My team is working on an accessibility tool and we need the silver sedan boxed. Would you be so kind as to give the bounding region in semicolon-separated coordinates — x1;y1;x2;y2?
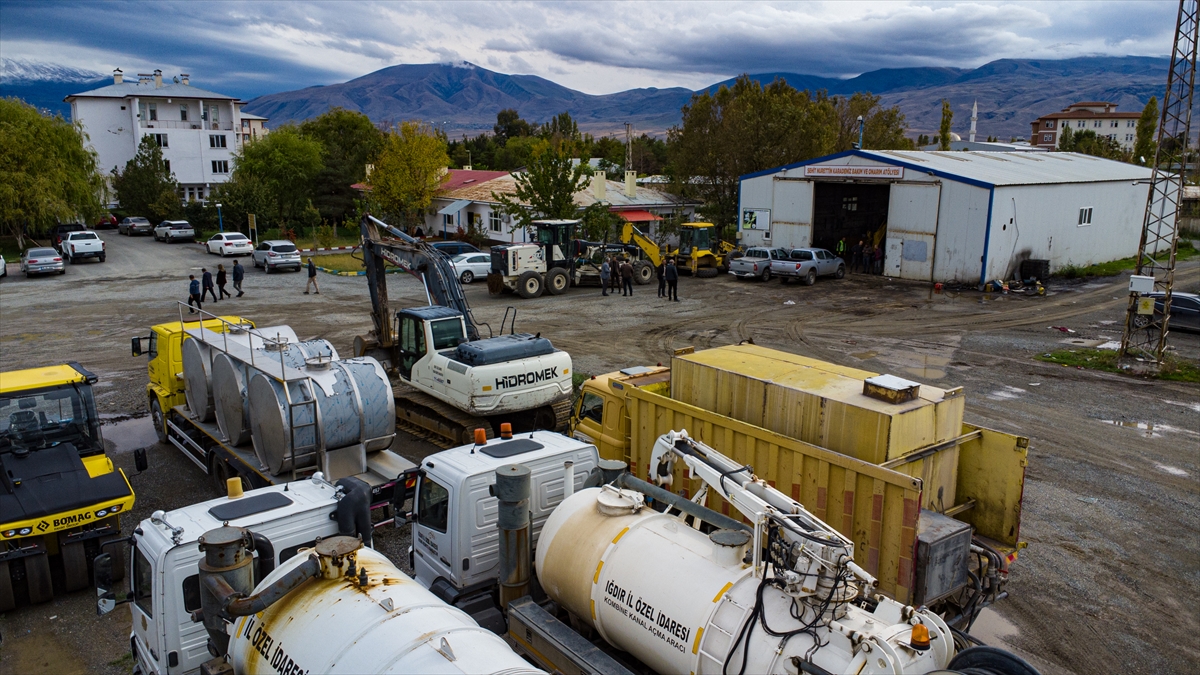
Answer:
20;247;65;277
450;252;492;283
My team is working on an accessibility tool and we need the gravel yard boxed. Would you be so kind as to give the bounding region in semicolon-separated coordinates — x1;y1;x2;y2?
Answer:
1;232;1198;674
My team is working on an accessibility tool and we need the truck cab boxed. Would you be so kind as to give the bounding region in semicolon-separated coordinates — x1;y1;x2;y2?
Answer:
488;220;579;298
412;431;598;625
571;366;671;462
106;478;344;675
133;315;253;442
396;306;572;425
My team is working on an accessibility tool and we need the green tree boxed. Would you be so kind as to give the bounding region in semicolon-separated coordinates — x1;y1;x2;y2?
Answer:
0;98;106;247
112;135;181;223
298;108;385;225
492;143;590;234
833;93;914;151
1058;125;1075;152
1134;97;1158;166
211;171;275;233
1064;129;1125;160
916;134;930;146
494;109;532;144
494;135;546;171
938;100;953;151
234;125;324;226
369;121;450;226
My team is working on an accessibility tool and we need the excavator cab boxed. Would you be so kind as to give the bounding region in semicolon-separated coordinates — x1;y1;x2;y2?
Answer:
395;307;468;381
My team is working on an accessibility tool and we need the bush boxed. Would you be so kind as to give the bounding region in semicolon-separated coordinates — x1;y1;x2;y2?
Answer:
314;225;338;248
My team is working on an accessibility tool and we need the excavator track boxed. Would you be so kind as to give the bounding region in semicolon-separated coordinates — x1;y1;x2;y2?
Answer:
392;383;573;448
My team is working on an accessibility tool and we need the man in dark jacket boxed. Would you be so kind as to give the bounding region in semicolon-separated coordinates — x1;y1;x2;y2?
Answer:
620;258;634;296
216;264;231;299
850;240;864;274
187;275;202;313
656;260;666;298
600;259;611;296
232;259;245;297
305;258;319;294
665;258;679;301
201;268;217;303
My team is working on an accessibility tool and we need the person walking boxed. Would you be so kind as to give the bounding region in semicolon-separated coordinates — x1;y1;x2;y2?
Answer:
656;259;666;298
600;258;611;296
216;264;231;299
201;268;218;303
620;258;634;296
873;244;884;275
187;275;202;313
232;259;245;297
850;240;864;273
305;257;320;294
665;257;679;302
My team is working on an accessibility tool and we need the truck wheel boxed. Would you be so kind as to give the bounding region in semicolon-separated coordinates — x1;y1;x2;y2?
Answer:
805;269;817;286
696;267;719;278
150;399;167;443
210;454;230;495
835;265;845;279
761;267;772;282
62;540;89;592
517;271;543;299
546;268;569;295
0;561;14;612
26;550;53;604
633;261;653;285
99;254;106;263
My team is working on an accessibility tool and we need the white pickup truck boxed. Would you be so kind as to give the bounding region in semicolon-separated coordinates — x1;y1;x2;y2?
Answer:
728;246;787;281
61;230;106;264
772;247;846;285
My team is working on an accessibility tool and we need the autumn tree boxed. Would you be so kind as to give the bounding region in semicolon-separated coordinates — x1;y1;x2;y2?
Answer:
369;121;450;226
0;98;105;247
299;107;384;224
833;93;914;151
1134;97;1158;166
938;100;953;151
113;135;181;223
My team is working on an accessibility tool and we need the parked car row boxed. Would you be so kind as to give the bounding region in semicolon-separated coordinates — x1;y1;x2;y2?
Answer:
728;246;846;285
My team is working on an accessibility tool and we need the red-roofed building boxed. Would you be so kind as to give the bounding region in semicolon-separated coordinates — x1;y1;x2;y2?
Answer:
1030;102;1143;151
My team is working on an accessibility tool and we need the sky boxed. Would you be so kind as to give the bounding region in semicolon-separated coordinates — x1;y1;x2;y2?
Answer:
0;0;1179;99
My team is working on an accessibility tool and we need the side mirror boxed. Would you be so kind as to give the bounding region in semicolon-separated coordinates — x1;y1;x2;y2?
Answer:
94;553;116;615
134;447;149;473
130;336;142;357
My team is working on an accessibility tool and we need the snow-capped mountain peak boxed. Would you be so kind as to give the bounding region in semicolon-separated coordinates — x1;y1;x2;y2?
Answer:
1;58;105;84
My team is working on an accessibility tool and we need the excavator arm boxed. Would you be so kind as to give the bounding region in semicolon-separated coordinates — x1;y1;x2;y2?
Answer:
359;215;482;343
618;222;663;267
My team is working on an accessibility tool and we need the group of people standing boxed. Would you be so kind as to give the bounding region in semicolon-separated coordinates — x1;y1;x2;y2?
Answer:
841;238;885;275
597;255;679;301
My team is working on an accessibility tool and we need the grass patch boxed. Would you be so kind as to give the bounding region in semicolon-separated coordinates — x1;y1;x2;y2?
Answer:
1057;240;1199;279
1036;348;1200;383
312;252;367;273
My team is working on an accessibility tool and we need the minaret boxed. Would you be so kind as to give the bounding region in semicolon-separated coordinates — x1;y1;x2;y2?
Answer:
969;100;978;143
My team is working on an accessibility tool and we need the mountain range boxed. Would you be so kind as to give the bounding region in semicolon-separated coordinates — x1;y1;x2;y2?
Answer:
2;56;1169;144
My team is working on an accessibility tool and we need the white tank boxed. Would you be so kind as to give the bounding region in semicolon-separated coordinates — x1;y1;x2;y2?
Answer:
211;336;331;447
182;324;299;423
247;357;395;475
226;545;544;675
536;487;954;675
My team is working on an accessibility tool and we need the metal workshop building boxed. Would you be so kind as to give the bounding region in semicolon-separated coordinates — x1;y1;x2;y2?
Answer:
737;150;1152;284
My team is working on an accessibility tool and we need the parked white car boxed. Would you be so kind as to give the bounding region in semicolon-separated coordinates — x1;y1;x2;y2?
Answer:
206;232;253;256
154;220;195;243
61;230;106;264
449;252;491;283
1;253;6;280
252;240;302;273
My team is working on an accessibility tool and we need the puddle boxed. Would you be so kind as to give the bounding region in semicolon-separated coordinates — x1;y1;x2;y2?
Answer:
1061;338;1105;347
900;354;951;380
1097;419;1199;438
850;351;878;360
988;385;1027;400
102;416;159;454
1163;400;1200;413
1155;463;1189;477
970;607;1020;646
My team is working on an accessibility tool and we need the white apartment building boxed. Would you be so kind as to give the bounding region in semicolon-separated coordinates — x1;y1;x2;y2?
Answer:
66;69;268;204
1029;102;1142;152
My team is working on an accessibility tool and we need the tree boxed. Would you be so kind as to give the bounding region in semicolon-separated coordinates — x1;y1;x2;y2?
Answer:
1134;97;1158;166
113;135;181;223
916;134;930;146
833;93;914;151
494;109;532;144
539;112;585;156
211;171;275;233
938;100;953;151
369;121;450;226
491;143;590;234
0;98;105;246
234;125;324;226
1058;126;1075;152
1062;129;1125;160
298;108;385;225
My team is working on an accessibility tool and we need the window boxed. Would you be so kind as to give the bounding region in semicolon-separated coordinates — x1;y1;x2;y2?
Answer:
1126;134;1134;142
1093;121;1101;128
1111;121;1119;128
1078;207;1093;226
1128;120;1136;128
163;160;170;174
151;133;168;148
1044;121;1054;128
138;102;146;120
842;196;858;211
417;475;450;533
578;392;604;424
180;104;188;122
489;211;502;232
187;187;196;201
443;214;455;229
133;547;154;618
793;250;814;261
1043;134;1053;142
209;134;226;148
211;160;229;174
182;575;201;613
148;103;157;121
147;331;158;359
429;318;465;351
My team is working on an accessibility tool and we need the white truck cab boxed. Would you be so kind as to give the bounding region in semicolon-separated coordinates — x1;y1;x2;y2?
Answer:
412;431;598;621
116;478;346;675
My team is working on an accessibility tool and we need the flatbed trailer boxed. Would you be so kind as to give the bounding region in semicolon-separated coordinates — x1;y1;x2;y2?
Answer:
163;404;414;511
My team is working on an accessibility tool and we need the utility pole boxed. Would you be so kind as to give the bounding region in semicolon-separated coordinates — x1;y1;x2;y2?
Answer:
1120;0;1198;366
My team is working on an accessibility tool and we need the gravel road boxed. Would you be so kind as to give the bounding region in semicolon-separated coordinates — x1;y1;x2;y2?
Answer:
1;232;1197;674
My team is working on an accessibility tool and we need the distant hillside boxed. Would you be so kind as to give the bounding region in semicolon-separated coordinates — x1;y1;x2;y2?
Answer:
0;58;106;118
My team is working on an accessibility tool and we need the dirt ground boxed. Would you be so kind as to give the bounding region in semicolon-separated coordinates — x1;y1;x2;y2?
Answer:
1;233;1197;675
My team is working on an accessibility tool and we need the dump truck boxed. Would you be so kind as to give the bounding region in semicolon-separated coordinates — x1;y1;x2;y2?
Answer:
0;362;143;611
569;344;1028;623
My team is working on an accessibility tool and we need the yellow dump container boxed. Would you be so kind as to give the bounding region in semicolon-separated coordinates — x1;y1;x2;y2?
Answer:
671;344;965;465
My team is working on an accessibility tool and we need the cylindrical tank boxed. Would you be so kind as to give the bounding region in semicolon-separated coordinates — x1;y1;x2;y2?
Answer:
536;487;954;675
226;544;544;675
211;336;332;447
248;357;395;475
182;324;299;423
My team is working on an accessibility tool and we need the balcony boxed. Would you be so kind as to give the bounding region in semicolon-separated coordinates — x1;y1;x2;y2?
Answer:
140;119;233;131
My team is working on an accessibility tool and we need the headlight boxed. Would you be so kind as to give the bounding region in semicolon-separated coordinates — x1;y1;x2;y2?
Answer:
95;508;109;518
109;504;122;513
2;530;16;538
18;527;33;535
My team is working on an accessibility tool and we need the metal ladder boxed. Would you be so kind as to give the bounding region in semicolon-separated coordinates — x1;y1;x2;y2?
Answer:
696;594;754;672
284;379;321;476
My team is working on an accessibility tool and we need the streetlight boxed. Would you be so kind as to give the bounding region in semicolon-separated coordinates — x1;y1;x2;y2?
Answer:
855;115;865;150
216;203;224;232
